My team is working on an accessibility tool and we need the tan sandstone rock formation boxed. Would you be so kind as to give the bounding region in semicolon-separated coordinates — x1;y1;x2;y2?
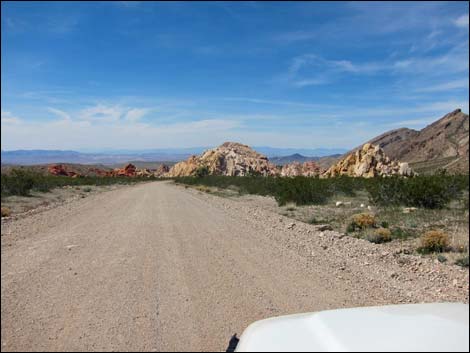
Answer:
154;164;170;177
323;143;414;178
166;142;278;177
136;168;153;177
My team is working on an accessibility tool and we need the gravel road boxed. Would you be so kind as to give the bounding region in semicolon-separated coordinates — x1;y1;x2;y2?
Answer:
2;181;468;351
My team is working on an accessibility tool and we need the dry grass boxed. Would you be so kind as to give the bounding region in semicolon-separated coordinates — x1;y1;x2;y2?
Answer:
365;227;392;244
375;227;392;240
195;185;212;193
1;206;11;217
420;230;450;253
351;213;376;229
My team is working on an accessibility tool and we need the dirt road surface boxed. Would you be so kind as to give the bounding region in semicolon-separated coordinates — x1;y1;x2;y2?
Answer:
2;181;468;351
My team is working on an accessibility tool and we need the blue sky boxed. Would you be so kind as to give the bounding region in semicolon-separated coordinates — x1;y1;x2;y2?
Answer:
1;1;469;151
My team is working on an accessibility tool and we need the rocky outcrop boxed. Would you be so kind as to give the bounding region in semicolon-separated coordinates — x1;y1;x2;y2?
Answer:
136;168;153;177
111;163;137;177
166;142;278;177
48;164;79;177
281;161;322;177
154;164;170;177
323;143;414;178
166;156;201;177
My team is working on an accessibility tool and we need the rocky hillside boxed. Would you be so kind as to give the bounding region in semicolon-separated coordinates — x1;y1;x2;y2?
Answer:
366;109;469;173
166;142;278;177
324;143;413;178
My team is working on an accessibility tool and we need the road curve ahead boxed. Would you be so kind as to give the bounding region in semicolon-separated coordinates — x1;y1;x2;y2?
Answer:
2;181;457;351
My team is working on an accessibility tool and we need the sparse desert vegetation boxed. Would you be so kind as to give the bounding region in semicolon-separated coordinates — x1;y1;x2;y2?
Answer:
174;174;469;209
175;174;469;263
1;168;161;217
1;206;11;217
1;168;158;198
418;230;451;253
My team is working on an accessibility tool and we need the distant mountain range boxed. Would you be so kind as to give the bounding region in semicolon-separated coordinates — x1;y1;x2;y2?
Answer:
1;147;347;166
269;153;343;166
0;150;191;166
2;109;468;174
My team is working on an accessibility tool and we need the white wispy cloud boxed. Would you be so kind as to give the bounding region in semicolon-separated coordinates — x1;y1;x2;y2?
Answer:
454;14;469;28
124;108;151;122
292;78;328;87
221;97;329;109
414;79;469;93
78;104;125;122
1;111;22;125
47;107;71;121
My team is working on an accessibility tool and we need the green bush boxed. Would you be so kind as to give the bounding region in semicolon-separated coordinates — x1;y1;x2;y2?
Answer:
455;256;469;268
195;166;209;178
367;175;468;209
1;169;36;196
1;169;154;197
390;227;417;240
173;175;468;209
381;221;389;228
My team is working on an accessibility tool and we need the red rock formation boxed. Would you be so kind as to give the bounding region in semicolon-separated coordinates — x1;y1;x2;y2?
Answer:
112;163;137;177
48;164;79;177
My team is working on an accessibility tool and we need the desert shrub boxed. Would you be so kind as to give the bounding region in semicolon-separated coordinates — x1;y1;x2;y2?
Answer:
381;221;389;228
274;177;333;206
173;175;468;208
348;213;376;231
437;254;447;263
367;175;469;209
419;230;450;253
1;169;36;196
1;169;153;197
455;256;469;268
390;227;417;240
195;166;209;178
366;228;392;244
1;207;11;217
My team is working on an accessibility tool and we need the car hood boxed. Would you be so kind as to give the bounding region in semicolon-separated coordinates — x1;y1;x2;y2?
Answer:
236;303;469;352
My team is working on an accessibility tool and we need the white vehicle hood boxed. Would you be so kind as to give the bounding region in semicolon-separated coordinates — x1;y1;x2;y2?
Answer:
235;303;469;352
